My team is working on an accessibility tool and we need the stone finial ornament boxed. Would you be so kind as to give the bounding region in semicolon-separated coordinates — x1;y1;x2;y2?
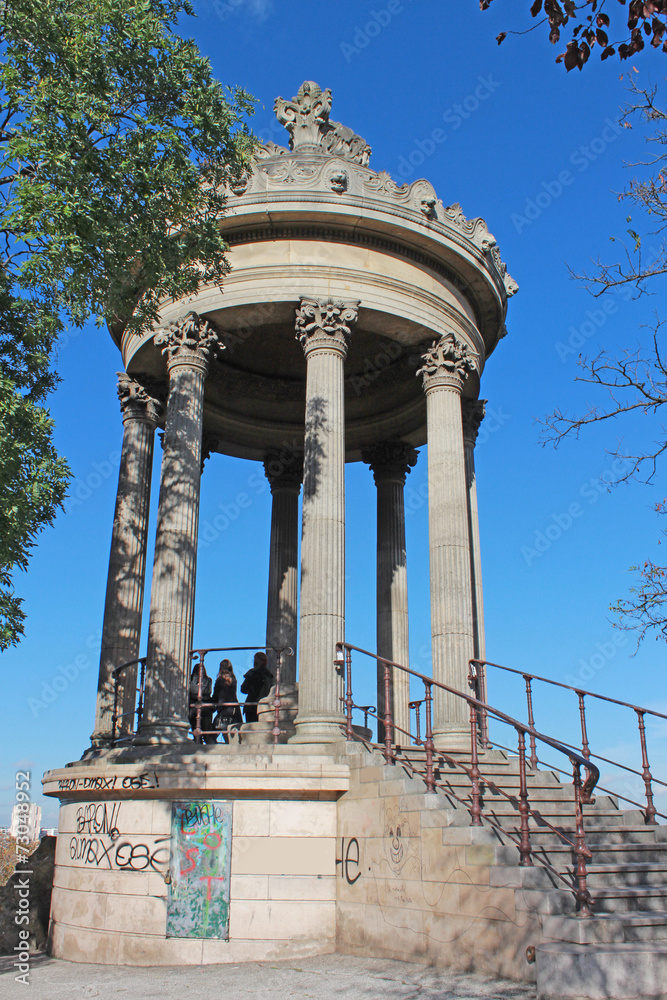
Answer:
295;297;360;354
274;81;371;165
154;311;223;373
116;373;162;424
417;333;478;392
461;399;487;445
362;439;419;486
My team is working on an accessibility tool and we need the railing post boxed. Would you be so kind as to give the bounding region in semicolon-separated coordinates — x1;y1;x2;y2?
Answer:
343;645;354;741
636;710;658;825
383;659;394;763
136;659;146;730
423;682;435;794
410;700;422;745
112;673;120;744
524;675;538;769
193;652;204;745
572;761;593;916
577;691;591;761
469;702;482;826
272;650;282;745
517;728;533;867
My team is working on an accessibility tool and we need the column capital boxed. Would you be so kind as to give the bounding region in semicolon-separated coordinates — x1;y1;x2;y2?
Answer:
417;333;478;395
116;373;162;426
362;439;419;486
154;311;223;375
263;450;304;493
201;432;220;474
462;398;487;446
295;297;359;359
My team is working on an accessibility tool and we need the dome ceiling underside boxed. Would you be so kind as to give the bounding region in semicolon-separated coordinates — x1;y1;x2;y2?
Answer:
121;81;515;463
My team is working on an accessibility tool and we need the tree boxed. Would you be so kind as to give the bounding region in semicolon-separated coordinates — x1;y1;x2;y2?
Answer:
480;0;667;70
540;79;667;645
0;0;256;649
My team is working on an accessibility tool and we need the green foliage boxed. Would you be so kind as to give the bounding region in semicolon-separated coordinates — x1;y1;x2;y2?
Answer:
0;0;256;648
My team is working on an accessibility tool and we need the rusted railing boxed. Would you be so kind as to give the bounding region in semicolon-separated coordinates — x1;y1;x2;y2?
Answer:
189;646;293;746
470;658;666;826
336;642;600;916
111;657;146;742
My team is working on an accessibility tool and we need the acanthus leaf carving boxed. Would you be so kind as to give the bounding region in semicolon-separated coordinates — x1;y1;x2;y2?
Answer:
295;297;359;354
154;311;224;372
116;372;163;424
417;333;478;392
461;399;487;445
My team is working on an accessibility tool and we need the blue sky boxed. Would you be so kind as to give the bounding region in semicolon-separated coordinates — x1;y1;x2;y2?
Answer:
3;1;667;826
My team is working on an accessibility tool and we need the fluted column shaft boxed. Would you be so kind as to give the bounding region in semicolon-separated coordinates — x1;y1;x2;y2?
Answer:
138;313;221;743
264;452;303;684
463;400;487;679
419;334;478;749
292;297;359;744
363;441;418;742
91;376;160;747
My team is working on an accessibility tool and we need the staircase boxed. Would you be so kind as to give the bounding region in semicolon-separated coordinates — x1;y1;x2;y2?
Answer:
337;643;667;1000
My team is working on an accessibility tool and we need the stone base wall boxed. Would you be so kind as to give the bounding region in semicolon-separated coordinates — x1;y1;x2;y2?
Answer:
44;750;345;965
336;756;541;983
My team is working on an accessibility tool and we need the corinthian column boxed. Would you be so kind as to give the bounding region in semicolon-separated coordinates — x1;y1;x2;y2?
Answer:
362;440;418;743
462;400;487;675
292;297;359;744
418;334;478;749
264;450;303;685
137;312;222;743
91;375;161;747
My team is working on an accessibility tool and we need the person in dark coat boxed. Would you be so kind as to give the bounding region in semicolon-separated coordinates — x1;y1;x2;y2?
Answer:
241;652;274;724
189;664;217;743
213;659;243;744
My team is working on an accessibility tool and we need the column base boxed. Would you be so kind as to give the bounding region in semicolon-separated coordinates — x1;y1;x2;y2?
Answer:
289;715;346;745
432;726;471;753
133;720;191;745
89;731;115;750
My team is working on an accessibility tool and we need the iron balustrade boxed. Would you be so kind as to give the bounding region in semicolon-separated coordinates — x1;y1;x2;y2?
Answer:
470;658;666;826
111;657;146;742
110;646;292;745
336;641;600;917
189;646;292;745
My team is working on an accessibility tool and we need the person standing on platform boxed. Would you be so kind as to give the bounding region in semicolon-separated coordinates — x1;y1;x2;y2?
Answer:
241;651;274;723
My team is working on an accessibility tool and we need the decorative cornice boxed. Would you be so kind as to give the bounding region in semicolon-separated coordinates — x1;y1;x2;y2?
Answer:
362;440;419;486
154;311;223;375
417;334;478;394
116;373;162;425
274;81;371;165
461;399;486;446
263;450;304;493
295;297;359;358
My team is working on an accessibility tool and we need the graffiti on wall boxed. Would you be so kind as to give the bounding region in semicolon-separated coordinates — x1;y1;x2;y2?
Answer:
67;801;169;872
166;801;233;940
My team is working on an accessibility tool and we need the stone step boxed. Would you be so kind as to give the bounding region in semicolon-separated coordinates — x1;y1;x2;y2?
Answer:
542;911;667;946
590;887;667;914
536;940;667;999
498;826;667;847
576;864;667;889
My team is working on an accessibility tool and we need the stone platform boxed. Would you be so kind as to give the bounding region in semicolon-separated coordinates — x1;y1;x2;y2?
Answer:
43;745;351;966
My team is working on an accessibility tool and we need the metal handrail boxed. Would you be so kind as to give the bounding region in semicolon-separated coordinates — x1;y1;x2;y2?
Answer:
471;658;662;825
189;645;294;746
337;641;600;916
111;656;147;742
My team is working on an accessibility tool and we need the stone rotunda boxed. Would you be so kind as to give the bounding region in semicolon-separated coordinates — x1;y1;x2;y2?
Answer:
43;82;517;967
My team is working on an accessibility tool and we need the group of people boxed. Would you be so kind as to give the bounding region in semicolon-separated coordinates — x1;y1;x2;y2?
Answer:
188;652;274;744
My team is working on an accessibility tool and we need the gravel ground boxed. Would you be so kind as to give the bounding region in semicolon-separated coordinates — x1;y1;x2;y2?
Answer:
0;952;537;1000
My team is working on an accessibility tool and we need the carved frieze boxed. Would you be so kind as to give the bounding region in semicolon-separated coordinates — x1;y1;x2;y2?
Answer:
154;311;223;374
295;297;359;356
417;333;478;393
